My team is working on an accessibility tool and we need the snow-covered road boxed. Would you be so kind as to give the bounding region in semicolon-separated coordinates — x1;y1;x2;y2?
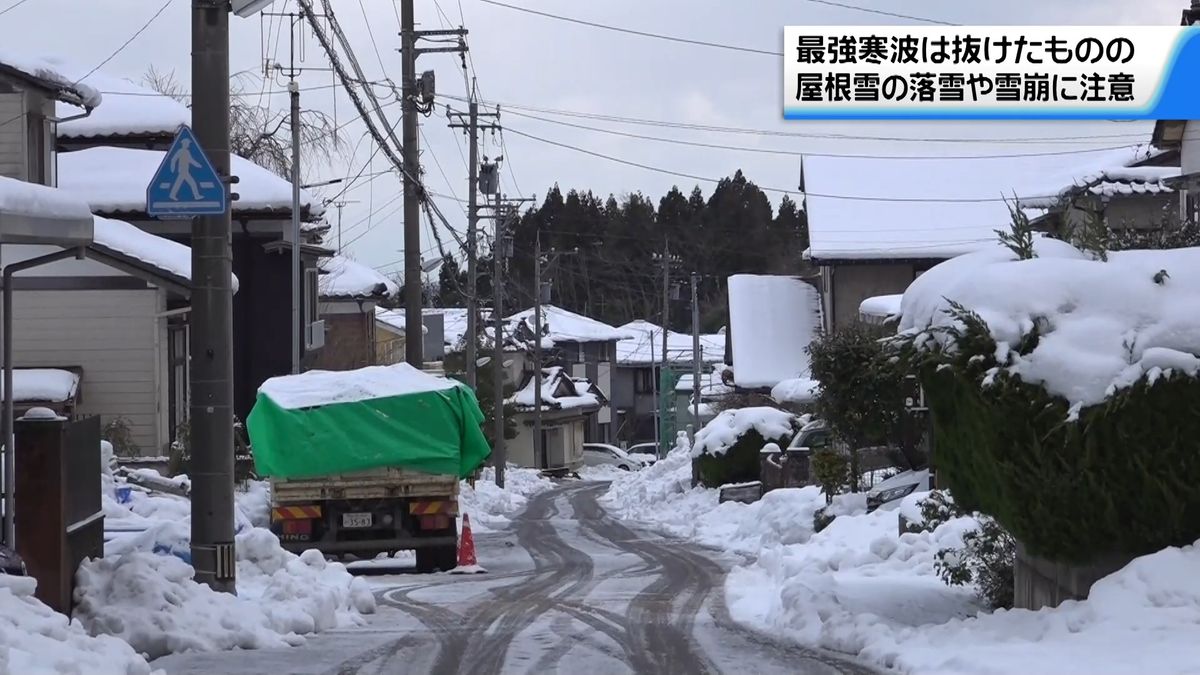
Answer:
153;481;875;675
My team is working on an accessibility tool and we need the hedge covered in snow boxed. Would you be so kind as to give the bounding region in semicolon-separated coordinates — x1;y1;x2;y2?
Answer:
690;407;799;487
897;239;1200;562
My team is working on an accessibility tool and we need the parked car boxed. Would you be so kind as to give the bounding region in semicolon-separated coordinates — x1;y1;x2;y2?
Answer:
786;419;831;453
866;469;932;512
582;443;642;471
624;442;659;466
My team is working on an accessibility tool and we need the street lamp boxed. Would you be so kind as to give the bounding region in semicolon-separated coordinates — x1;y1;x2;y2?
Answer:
232;0;274;18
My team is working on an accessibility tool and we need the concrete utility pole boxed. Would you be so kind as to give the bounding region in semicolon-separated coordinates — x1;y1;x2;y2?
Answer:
447;98;500;389
289;79;301;374
492;200;509;488
658;238;670;455
399;0;423;367
190;0;236;593
691;272;702;440
533;234;544;468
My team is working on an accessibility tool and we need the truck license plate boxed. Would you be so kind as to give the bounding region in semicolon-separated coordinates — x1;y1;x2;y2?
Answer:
341;513;373;528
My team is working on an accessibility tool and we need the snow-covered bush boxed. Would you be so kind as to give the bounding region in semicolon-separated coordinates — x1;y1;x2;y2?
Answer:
690;407;799;488
810;446;848;505
896;239;1200;562
935;516;1016;610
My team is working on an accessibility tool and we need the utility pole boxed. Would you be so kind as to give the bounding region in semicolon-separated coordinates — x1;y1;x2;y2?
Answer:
399;0;422;367
399;4;468;367
191;0;236;593
691;272;701;441
332;200;358;251
447;98;500;389
492;199;509;488
533;234;545;468
658;238;670;456
289;80;301;374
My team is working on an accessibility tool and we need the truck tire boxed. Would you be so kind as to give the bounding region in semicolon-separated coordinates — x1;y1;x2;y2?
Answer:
416;544;458;573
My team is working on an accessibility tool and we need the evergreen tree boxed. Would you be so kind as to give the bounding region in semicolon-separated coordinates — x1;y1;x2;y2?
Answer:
436;255;468;307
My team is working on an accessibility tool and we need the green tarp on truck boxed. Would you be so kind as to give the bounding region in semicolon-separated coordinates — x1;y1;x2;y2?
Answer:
247;364;492;479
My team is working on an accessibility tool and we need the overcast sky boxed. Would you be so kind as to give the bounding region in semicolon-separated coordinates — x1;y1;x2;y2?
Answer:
4;0;1190;270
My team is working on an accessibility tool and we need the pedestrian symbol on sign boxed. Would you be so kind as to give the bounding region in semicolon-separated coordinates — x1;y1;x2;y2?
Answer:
146;125;227;218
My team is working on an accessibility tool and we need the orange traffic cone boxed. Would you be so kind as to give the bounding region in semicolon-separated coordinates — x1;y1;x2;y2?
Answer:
450;513;486;574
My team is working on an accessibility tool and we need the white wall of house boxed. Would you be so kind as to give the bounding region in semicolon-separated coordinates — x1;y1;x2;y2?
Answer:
1;288;170;454
510;414;586;470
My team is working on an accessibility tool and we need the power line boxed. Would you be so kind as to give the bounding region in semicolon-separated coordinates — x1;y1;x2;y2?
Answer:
800;0;955;26
476;0;781;56
503;127;1058;203
77;0;175;85
438;92;1155;145
504;109;1146;161
0;0;33;17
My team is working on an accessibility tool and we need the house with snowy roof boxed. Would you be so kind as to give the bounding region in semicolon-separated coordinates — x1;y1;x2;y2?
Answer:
1022;147;1182;242
506;304;633;444
0;57;238;453
506;366;605;470
609;319;724;444
306;255;398;371
50;70;331;423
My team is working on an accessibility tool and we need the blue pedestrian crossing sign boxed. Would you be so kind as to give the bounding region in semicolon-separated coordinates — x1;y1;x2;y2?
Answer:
146;125;227;218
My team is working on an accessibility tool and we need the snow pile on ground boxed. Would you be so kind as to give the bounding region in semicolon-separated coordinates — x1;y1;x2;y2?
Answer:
900;239;1200;416
578;465;631;481
691;407;797;457
75;527;375;660
0;575;156;675
726;493;983;655
457;465;554;532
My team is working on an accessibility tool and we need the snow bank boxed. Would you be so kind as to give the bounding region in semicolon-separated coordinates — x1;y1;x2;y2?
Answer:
319;255;399;299
258;363;459;410
457;465;554;533
76;529;375;660
691;407;797;458
728;274;822;389
0;575;154;675
860;294;904;320
900;239;1200;416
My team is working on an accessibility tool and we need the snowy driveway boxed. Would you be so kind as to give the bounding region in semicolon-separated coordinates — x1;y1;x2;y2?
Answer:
154;482;875;675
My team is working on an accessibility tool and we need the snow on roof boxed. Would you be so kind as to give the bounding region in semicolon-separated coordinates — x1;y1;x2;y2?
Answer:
374;307;428;335
804;146;1165;263
57;147;325;218
91;215;238;292
899;238;1200;418
0;369;80;402
509;366;601;413
728;275;822;389
771;377;820;405
615;319;724;366
690;406;798;458
859;294;904;320
0;52;101;108
1021;166;1181;210
319;255;398;299
507;305;634;346
0;175;94;221
57;71;189;139
674;372;734;397
259;363;459;410
376;308;470;347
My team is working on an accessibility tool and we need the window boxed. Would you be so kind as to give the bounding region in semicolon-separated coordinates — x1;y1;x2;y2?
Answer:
635;368;655;394
303;267;319;328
